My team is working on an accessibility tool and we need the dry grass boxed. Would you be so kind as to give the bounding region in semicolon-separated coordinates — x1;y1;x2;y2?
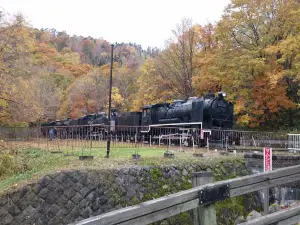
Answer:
0;140;241;195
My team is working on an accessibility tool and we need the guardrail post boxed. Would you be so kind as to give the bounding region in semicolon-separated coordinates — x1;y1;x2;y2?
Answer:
264;188;269;215
192;172;217;225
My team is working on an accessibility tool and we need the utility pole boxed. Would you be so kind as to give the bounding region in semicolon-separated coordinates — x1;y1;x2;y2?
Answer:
106;44;114;158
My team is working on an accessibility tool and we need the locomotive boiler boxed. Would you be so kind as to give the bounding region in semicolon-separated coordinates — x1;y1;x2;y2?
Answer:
140;91;233;130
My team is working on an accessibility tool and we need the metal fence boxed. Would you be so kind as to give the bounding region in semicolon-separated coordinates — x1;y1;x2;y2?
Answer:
0;125;207;155
0;125;297;153
209;129;288;152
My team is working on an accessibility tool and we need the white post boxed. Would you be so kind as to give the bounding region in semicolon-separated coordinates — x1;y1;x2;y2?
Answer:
207;136;209;151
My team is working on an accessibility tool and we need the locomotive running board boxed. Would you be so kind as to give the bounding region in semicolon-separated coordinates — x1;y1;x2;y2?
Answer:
140;122;202;133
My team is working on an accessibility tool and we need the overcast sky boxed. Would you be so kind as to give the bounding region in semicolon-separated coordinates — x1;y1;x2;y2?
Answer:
1;0;231;49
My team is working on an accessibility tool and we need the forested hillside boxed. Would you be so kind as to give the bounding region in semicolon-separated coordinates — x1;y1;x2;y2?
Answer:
1;0;300;130
0;12;159;126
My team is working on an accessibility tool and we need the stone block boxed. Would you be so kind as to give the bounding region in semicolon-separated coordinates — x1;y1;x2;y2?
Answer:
10;213;25;225
33;217;46;225
86;191;97;201
46;180;60;191
45;190;62;205
79;187;90;197
115;177;124;186
37;187;49;198
31;184;42;195
39;176;52;188
9;192;20;204
118;186;127;196
69;171;83;183
72;192;84;205
126;187;136;199
19;186;31;200
96;187;104;197
120;168;129;174
74;182;84;192
22;205;37;220
1;213;13;225
78;199;89;210
62;178;75;189
68;206;81;220
65;200;76;212
7;203;21;217
79;176;91;186
56;195;69;207
0;195;9;207
48;216;62;225
92;209;103;216
24;212;42;225
0;207;8;218
90;200;99;211
64;187;77;200
98;195;108;205
54;172;67;184
36;200;51;214
56;207;71;219
22;191;40;208
46;204;60;218
35;214;50;225
15;197;29;212
80;207;93;219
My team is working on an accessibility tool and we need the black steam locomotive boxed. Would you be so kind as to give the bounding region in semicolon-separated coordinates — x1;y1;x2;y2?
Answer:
41;91;234;146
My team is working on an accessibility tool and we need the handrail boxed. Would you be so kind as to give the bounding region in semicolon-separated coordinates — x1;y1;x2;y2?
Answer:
73;164;300;225
240;204;300;225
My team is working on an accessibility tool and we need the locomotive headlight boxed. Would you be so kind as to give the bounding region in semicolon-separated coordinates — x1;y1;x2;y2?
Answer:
222;92;227;97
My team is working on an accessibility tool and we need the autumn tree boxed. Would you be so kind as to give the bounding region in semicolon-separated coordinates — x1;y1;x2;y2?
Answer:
155;18;198;98
210;0;299;127
132;59;174;110
192;23;221;94
0;13;41;125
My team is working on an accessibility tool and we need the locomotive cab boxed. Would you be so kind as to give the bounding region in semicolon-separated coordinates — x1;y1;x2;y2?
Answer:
141;105;151;128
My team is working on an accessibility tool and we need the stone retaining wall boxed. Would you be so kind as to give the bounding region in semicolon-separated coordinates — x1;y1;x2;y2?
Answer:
0;158;253;225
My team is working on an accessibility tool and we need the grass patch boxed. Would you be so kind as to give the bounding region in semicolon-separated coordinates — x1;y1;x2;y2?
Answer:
0;140;240;195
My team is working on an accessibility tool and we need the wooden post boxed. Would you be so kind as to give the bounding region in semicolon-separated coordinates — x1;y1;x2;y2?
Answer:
264;188;269;215
192;172;217;225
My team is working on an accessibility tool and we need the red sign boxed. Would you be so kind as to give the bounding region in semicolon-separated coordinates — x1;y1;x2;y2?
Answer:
263;147;272;172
